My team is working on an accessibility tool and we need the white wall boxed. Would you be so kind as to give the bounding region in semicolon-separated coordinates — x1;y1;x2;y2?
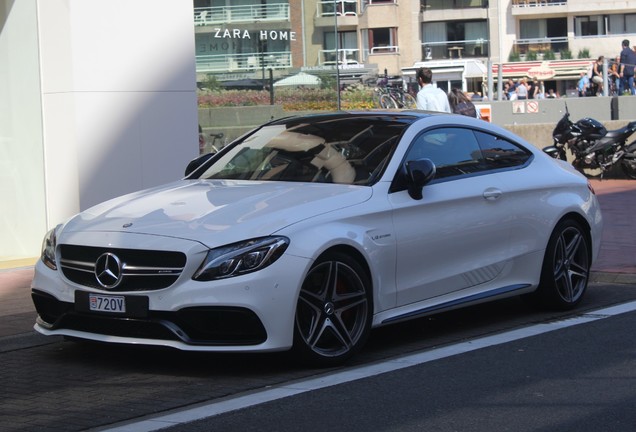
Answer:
0;0;47;262
0;0;198;263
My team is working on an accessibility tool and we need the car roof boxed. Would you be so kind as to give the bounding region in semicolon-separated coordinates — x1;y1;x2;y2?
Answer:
267;110;435;128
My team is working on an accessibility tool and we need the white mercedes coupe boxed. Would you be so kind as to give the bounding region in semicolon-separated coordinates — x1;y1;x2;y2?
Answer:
32;111;603;365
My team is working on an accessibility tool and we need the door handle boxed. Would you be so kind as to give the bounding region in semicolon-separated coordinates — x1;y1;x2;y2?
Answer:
483;188;502;201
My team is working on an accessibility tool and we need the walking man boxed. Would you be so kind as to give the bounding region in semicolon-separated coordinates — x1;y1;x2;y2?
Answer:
415;67;451;112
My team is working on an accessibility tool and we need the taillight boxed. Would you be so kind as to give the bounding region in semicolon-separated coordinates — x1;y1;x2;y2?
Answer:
587;181;596;195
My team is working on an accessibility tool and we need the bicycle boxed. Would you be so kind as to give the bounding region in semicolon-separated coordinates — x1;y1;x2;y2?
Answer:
373;80;417;109
200;132;226;154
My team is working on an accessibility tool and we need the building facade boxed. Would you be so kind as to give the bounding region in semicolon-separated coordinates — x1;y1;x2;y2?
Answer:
193;0;636;94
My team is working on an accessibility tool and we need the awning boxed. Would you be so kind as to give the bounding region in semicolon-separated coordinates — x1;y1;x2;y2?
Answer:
402;59;488;81
273;72;322;88
492;60;592;81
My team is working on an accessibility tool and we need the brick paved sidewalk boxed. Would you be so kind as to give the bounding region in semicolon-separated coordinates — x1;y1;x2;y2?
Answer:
1;179;635;340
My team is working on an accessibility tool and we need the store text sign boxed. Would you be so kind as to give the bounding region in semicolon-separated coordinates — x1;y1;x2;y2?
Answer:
213;28;296;41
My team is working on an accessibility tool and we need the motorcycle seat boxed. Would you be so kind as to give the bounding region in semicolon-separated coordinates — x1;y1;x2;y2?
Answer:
604;126;633;139
604;121;636;139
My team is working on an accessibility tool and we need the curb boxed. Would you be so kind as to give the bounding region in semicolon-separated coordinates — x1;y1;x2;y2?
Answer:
590;271;636;285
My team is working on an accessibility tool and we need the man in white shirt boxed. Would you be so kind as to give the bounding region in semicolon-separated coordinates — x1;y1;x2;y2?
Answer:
415;67;451;113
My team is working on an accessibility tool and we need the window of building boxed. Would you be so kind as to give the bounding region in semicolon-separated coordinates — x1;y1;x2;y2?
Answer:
575;16;604;37
324;31;359;64
364;28;399;54
518;18;567;53
422;20;487;59
608;13;636;34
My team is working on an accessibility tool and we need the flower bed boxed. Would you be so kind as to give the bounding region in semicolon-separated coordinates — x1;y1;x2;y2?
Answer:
198;85;375;111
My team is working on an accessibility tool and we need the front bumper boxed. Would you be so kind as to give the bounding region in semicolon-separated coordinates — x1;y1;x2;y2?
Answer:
31;251;311;353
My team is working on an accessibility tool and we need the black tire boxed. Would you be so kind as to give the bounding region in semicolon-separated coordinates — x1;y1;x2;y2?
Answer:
621;158;636;179
622;142;636;179
532;219;590;310
293;251;372;366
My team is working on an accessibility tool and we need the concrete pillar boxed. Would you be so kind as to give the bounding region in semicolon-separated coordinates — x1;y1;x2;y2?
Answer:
0;0;198;262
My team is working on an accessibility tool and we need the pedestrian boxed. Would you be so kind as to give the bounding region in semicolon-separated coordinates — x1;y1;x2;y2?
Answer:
546;88;559;99
535;80;545;99
577;71;589;97
447;88;479;118
506;78;518;100
415;67;451;112
609;56;622;95
591;56;605;95
620;39;636;95
527;78;536;99
516;78;528;100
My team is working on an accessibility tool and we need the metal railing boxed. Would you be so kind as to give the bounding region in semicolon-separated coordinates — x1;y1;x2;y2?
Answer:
194;4;289;26
421;0;488;10
316;0;358;17
513;37;568;54
319;48;361;65
370;46;400;54
196;51;292;73
421;39;489;59
511;0;567;7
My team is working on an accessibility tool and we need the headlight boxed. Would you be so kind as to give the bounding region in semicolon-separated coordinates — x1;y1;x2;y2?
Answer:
41;225;61;270
193;236;289;281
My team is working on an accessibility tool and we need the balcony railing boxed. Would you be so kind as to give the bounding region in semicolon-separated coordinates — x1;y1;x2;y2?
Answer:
421;39;489;60
317;0;358;17
370;46;400;54
194;4;289;26
421;0;488;10
196;51;292;73
319;48;361;65
513;37;568;55
511;0;567;7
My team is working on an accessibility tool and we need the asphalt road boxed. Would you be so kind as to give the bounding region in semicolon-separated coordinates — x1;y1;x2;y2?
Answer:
3;279;636;432
163;309;636;432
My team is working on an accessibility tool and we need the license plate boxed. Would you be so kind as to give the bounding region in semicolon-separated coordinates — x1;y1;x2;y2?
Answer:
89;294;126;313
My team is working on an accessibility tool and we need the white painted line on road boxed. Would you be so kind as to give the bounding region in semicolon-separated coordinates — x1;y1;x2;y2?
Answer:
95;300;636;432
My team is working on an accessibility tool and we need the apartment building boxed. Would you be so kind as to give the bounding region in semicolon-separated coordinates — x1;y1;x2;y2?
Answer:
194;0;636;95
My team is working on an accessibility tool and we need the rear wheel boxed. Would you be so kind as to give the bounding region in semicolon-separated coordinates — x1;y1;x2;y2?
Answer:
622;161;636;179
293;252;372;366
621;147;636;179
532;219;590;310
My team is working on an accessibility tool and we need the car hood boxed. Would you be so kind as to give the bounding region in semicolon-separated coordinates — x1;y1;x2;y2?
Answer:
62;180;372;248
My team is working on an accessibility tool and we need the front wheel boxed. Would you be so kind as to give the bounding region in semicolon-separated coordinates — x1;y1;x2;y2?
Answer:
401;93;417;109
531;219;590;310
293;252;372;366
379;94;398;109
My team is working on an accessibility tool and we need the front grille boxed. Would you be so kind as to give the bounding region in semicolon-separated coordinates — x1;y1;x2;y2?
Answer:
59;245;186;292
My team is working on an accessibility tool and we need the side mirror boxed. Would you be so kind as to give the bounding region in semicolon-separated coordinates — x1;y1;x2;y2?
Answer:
185;153;215;177
405;158;436;200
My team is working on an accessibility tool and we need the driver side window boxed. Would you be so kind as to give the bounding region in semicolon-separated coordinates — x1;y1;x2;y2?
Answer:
406;128;484;179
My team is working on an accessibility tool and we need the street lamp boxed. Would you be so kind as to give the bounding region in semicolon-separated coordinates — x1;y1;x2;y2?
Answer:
334;0;341;110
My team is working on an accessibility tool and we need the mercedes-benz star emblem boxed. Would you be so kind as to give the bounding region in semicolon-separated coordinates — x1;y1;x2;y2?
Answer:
94;252;123;289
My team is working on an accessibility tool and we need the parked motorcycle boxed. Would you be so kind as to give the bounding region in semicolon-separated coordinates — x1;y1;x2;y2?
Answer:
543;104;636;179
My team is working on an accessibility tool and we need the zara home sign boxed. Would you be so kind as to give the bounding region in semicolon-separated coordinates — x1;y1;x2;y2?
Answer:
213;28;297;41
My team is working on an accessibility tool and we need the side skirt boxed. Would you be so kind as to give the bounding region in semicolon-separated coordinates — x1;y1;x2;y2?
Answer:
380;284;532;325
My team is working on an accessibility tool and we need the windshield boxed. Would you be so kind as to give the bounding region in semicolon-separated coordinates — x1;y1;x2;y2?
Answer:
196;115;412;185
